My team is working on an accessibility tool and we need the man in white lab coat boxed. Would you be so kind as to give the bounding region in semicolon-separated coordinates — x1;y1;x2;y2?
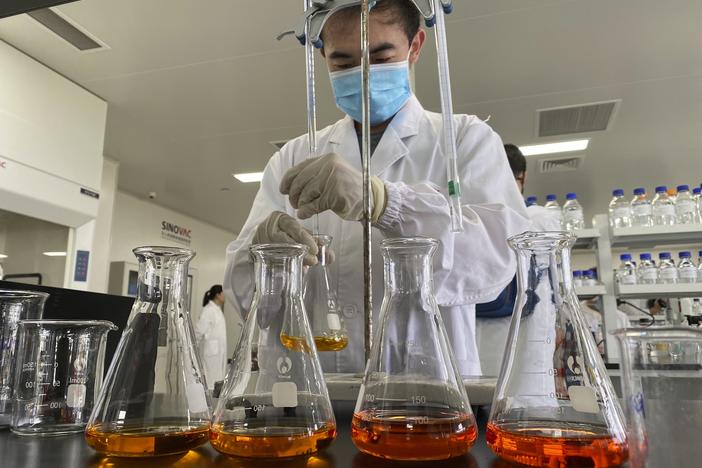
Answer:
224;0;529;375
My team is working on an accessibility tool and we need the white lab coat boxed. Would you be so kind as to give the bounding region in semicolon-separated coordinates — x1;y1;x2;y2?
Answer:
224;96;530;375
195;301;228;389
476;203;562;376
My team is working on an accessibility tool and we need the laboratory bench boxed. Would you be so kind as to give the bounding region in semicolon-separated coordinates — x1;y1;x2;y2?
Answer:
0;402;505;468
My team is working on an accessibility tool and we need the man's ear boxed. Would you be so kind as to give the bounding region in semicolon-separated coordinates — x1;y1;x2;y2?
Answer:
409;29;426;65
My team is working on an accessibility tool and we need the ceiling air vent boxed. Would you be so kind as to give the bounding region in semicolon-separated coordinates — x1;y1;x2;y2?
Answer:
538;154;585;173
537;100;620;137
27;8;107;52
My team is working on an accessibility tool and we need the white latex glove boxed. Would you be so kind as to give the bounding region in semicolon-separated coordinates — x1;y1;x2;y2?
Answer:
252;211;319;266
279;153;386;222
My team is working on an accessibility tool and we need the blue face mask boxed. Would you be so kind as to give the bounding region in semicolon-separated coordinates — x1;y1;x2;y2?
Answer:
329;60;412;125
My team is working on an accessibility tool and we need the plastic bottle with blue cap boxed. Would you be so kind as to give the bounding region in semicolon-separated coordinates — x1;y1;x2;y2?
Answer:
563;193;585;231
675;185;698;224
637;253;657;284
677;251;697;283
652;186;676;226
657;252;678;284
630;188;653;227
544;194;563;228
617;254;637;285
608;189;631;228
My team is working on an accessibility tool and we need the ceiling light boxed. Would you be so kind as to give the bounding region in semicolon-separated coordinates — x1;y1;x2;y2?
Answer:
519;139;589;156
42;251;67;257
0;254;7;259
233;172;264;183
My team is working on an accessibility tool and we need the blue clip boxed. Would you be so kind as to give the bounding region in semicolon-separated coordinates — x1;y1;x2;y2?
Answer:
313;38;324;49
296;34;306;46
442;2;453;14
424;15;436;27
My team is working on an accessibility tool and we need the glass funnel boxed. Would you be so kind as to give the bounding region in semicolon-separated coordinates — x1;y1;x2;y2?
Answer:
613;327;702;468
487;232;628;467
304;235;347;352
352;237;477;461
11;319;116;435
86;247;211;457
0;289;48;427
210;244;336;459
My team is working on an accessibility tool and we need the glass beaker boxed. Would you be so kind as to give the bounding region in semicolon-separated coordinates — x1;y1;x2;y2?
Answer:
86;247;211;457
304;235;347;352
487;232;628;467
614;327;702;468
0;289;48;427
11;320;116;435
352;237;477;461
210;244;336;459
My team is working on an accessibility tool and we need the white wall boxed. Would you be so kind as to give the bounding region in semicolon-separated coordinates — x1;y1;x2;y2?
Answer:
88;158;120;293
109;191;243;356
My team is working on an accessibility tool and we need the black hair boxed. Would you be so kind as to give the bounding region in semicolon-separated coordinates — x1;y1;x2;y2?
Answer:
504;143;526;178
322;0;421;44
203;284;223;307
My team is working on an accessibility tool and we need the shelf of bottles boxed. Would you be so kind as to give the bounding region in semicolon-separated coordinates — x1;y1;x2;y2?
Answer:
611;223;702;247
616;283;702;298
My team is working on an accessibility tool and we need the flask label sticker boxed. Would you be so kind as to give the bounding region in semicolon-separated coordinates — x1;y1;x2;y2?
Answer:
272;382;298;407
66;384;86;408
568;385;600;414
613;207;630;218
632;205;652;216
327;314;341;331
660;268;678;280
680;268;697;280
619;274;636;285
186;383;208;413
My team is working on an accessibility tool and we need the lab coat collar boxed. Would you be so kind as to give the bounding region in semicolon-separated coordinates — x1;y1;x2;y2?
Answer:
327;95;424;175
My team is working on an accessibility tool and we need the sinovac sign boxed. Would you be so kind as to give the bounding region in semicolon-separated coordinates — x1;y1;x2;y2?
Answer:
161;221;192;246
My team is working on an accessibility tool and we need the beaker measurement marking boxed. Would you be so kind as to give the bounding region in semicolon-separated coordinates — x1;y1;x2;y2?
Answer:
527;338;552;344
245;404;266;413
410;395;427;405
521;393;557;398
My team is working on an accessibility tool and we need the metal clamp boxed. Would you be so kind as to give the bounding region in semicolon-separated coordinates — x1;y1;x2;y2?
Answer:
277;0;453;47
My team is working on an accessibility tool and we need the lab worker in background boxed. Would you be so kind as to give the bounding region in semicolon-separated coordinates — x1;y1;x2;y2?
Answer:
476;143;561;375
224;0;530;375
195;285;228;389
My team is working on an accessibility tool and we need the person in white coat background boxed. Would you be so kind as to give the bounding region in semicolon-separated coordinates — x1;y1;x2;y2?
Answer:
224;0;530;375
195;285;228;389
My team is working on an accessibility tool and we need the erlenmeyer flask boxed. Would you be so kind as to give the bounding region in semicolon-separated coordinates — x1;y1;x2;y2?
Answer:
86;247;211;457
304;235;347;352
352;237;477;461
210;244;336;458
487;232;628;467
0;290;48;427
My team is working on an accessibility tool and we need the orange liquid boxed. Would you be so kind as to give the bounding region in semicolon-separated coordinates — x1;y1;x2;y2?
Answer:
314;334;348;351
280;333;313;353
486;422;628;467
351;410;477;461
85;424;209;457
209;423;336;458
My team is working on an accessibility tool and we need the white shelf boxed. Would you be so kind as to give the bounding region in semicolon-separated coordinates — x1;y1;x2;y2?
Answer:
611;224;702;247
576;284;606;296
617;283;702;298
573;228;600;249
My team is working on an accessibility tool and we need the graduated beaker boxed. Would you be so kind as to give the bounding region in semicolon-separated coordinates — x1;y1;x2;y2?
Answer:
614;327;702;468
210;244;336;459
86;247;211;457
11;320;116;435
304;235;347;351
0;289;48;427
352;237;477;461
487;232;628;467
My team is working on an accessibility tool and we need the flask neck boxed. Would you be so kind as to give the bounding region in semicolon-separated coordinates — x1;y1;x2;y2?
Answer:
384;252;434;295
254;252;304;296
135;248;193;307
510;233;576;301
